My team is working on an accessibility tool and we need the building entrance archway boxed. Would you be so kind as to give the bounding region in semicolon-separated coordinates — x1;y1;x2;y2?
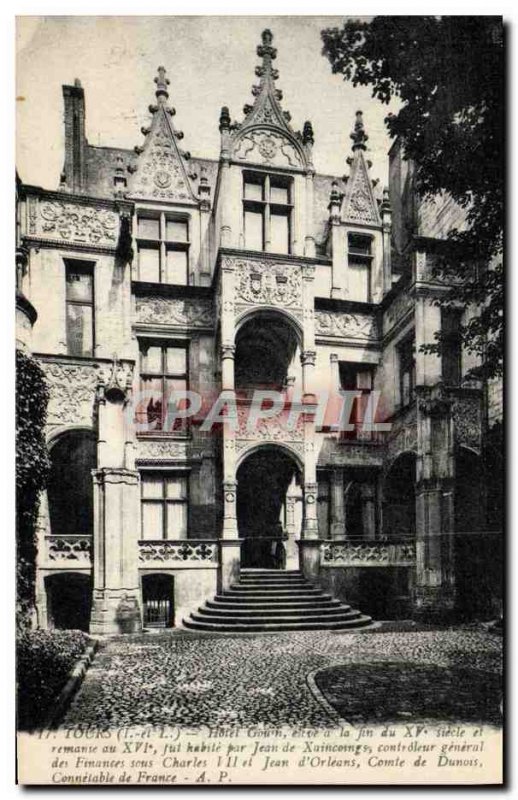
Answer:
237;446;302;569
45;573;92;631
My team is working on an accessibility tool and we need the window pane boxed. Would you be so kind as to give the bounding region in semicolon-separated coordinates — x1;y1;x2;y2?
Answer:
67;303;93;357
244;179;264;201
270;211;289;254
66;268;93;302
347;262;370;302
348;234;372;256
165;378;188;431
142;503;163;539
166;477;188;500
139;245;160;282
138;216;160;240
140;345;162;373
166;502;187;539
142;475;164;499
270;183;289;204
244;209;264;250
138;376;163;430
165;248;188;284
165;347;187;375
166;219;188;242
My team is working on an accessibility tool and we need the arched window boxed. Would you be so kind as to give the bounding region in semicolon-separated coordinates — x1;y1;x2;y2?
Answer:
48;430;97;537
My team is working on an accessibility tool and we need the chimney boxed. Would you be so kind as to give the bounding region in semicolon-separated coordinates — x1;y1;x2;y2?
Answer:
62;78;87;193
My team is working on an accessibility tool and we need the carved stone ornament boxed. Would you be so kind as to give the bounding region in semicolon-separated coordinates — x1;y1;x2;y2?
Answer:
233;259;302;309
342;151;380;225
136;438;188;461
39;360;99;428
139;540;216;564
235;404;304;456
233;130;303;168
30;198;119;246
46;535;92;564
321;540;416;566
130;108;195;202
135;296;214;329
452;394;482;451
315;311;377;341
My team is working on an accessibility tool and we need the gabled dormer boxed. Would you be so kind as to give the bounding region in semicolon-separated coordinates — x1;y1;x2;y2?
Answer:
127;67;198;205
128;68;212;286
215;30;316;258
326;112;391;303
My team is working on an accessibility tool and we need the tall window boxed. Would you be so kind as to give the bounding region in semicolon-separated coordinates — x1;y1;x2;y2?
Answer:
347;233;372;303
441;308;463;385
137;212;189;284
65;261;94;357
398;336;416;407
339;362;373;439
137;341;188;433
243;172;292;254
140;473;188;540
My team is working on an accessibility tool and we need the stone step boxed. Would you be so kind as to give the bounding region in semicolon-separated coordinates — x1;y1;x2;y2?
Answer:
199;604;353;618
190;610;363;626
227;586;325;596
182;615;373;633
207;597;343;609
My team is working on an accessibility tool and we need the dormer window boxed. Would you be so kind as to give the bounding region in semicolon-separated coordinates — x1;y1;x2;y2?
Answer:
347;233;372;303
243;172;292;254
136;212;189;284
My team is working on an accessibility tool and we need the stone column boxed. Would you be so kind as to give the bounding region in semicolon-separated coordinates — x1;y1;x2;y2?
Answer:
328;182;344;299
90;365;142;635
414;385;456;618
219;158;232;248
218;258;241;588
90;468;141;635
361;484;377;540
304;169;316;258
381;187;392;295
298;264;321;579
329;468;346;540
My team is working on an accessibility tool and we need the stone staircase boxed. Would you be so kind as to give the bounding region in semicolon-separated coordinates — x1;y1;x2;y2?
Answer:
183;569;372;632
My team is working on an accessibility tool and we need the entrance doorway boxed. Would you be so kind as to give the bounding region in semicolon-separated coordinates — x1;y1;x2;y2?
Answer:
237;446;301;569
45;573;92;631
141;574;174;628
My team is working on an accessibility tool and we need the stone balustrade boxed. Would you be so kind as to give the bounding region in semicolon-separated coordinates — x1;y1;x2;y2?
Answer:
138;539;218;567
44;535;92;566
321;539;416;567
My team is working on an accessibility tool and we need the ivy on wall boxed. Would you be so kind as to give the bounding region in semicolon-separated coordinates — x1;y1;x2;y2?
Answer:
16;349;50;629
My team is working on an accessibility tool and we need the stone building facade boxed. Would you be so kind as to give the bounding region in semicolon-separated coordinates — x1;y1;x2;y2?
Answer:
16;31;503;634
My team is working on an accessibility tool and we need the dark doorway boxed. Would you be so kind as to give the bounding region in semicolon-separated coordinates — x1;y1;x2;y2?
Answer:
237;447;300;568
45;573;92;631
454;448;495;618
48;430;97;537
383;453;416;539
235;312;299;392
142;574;174;628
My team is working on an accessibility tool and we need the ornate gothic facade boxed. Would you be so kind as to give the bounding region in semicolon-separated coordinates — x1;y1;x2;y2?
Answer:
16;31;502;633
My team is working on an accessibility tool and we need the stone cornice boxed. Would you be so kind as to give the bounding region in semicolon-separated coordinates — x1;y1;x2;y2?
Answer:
18;183;134;214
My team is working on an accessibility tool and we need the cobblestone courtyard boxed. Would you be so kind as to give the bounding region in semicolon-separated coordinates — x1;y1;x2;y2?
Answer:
61;627;502;731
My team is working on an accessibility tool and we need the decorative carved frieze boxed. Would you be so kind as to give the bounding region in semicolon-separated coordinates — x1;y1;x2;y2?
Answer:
233;130;303;169
315;311;378;342
383;291;414;337
234;403;304;457
135;296;214;329
138;539;217;564
45;535;92;565
136;438;189;461
231;258;302;310
321;539;416;567
386;404;418;460
342;153;380;225
452;394;482;451
39;360;99;428
27;197;119;247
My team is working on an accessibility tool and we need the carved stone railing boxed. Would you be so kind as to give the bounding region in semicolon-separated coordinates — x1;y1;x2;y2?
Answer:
44;535;92;566
138;539;218;567
321;539;416;567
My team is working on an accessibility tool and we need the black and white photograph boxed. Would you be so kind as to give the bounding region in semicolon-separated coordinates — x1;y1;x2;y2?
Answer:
13;12;504;786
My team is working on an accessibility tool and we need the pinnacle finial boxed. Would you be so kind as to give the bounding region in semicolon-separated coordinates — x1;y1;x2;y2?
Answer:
256;28;278;80
350;110;369;151
303;121;314;146
154;66;170;103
